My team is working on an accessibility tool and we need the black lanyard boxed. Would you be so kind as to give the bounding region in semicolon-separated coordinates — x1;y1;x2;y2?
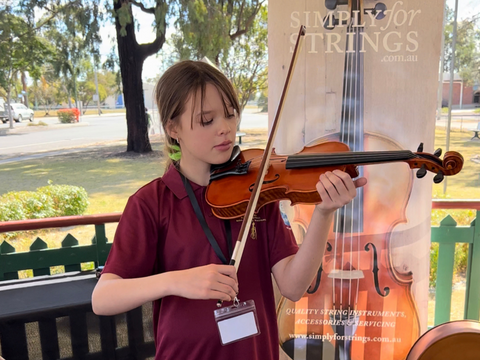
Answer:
180;172;232;265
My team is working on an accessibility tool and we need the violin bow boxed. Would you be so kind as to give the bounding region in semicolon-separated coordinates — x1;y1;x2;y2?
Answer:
218;26;306;307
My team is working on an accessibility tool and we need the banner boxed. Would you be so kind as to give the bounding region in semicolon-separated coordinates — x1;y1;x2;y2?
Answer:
269;1;444;359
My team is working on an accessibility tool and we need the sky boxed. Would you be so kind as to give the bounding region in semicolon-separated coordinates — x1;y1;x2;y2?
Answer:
98;6;174;83
96;0;480;83
447;0;480;21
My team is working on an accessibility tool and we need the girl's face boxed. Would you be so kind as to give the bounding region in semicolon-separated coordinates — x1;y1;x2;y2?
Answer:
173;83;238;169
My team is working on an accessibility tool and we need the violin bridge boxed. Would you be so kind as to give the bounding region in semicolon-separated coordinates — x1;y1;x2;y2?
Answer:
328;269;365;280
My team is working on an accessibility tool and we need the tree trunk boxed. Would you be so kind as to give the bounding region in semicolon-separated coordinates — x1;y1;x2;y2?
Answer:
21;72;29;107
114;1;151;153
67;89;72;108
7;85;13;129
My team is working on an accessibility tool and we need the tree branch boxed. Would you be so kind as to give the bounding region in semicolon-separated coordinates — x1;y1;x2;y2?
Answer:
237;1;245;33
230;0;265;41
130;0;155;14
0;5;59;45
139;32;166;60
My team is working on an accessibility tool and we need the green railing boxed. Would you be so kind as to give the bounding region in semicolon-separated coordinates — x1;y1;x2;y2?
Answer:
0;213;120;281
0;201;479;327
431;200;480;326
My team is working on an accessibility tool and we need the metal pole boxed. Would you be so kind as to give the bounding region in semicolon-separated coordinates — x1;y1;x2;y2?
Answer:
460;79;463;109
7;90;13;130
437;0;448;121
444;0;459;194
94;62;101;116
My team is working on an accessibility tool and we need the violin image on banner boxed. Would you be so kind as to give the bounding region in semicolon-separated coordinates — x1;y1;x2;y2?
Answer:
267;0;453;359
206;2;464;360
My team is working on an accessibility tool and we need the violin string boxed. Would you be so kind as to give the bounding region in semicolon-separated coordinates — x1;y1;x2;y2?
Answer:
355;20;363;314
244;149;417;170
348;18;359;314
350;15;360;313
335;18;350;313
288;151;415;166
350;20;360;315
290;150;414;160
335;20;350;312
341;16;350;312
343;17;356;312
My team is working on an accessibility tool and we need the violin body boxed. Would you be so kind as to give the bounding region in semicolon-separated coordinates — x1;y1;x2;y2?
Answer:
206;141;358;219
276;133;420;360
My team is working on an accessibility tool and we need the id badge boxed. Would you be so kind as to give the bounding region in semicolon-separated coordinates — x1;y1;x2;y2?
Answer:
214;299;260;345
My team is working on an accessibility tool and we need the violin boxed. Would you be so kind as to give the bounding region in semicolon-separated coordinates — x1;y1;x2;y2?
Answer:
205;141;463;220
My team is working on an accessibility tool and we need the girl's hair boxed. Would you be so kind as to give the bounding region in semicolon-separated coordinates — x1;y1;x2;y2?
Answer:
154;60;241;170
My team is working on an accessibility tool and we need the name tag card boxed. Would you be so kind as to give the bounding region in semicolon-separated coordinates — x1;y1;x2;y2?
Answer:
214;299;260;345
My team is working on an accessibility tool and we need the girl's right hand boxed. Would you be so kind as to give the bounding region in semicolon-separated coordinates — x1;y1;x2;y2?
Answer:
172;264;238;302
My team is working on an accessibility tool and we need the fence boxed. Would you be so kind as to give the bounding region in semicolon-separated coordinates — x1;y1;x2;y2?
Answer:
431;200;480;326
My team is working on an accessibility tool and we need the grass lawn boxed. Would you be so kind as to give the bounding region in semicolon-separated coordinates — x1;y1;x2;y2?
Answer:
431;127;480;226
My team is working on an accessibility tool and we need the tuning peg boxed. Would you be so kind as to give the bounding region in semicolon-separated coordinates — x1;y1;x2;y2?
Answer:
417;143;424;152
325;0;337;10
364;3;387;20
433;171;444;184
325;0;348;10
416;164;427;179
323;14;350;30
434;148;442;157
324;14;339;30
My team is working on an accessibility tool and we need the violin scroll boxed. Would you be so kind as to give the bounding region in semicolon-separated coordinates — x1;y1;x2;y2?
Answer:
324;0;387;30
410;149;464;183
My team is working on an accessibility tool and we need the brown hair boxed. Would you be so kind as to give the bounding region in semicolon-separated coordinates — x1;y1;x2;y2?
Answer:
154;60;241;170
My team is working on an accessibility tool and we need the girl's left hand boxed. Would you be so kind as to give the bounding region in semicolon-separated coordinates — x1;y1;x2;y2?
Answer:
315;170;367;215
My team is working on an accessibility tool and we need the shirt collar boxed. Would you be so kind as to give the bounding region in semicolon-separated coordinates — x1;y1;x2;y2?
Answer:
162;164;205;199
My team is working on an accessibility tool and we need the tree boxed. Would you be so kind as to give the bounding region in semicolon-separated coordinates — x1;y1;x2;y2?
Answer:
78;67;117;112
443;7;480;86
30;75;59;114
112;0;168;153
172;0;265;65
221;4;267;114
171;0;267;127
44;1;103;109
0;6;51;128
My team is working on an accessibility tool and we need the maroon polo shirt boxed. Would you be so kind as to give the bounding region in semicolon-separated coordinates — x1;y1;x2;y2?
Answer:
102;165;299;360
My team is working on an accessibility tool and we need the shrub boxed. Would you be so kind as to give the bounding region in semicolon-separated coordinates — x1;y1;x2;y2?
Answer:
0;184;89;221
27;121;48;127
430;241;469;289
430;243;439;288
0;197;26;222
37;184;89;216
57;108;80;123
257;92;268;112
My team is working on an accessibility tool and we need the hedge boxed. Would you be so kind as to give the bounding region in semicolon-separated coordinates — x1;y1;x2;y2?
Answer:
0;184;89;222
57;108;80;123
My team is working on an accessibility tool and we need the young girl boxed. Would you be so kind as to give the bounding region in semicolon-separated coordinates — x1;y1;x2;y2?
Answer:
92;60;367;360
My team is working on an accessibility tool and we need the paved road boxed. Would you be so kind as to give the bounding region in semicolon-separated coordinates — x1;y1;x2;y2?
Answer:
0;113;127;156
0;109;269;163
